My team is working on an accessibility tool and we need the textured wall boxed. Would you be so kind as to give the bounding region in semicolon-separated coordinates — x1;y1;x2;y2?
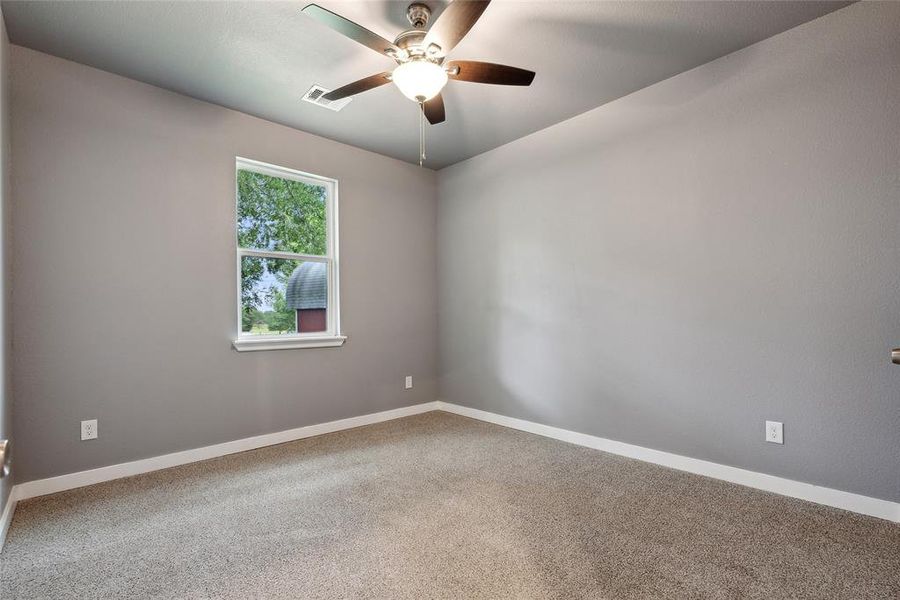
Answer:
11;47;438;482
0;6;11;512
438;2;900;502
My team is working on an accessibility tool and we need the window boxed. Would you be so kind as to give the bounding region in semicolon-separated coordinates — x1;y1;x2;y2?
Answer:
232;158;343;351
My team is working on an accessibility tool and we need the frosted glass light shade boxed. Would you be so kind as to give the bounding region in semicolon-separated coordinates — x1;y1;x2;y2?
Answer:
392;60;448;102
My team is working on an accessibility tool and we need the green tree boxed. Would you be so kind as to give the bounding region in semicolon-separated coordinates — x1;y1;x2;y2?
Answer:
242;306;256;332
268;288;297;333
241;306;268;333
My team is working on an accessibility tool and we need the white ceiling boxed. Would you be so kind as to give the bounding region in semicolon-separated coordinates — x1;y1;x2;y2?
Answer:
1;0;851;169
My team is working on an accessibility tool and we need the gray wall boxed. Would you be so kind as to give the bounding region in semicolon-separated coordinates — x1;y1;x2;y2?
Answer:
438;2;900;502
0;7;11;510
11;47;438;482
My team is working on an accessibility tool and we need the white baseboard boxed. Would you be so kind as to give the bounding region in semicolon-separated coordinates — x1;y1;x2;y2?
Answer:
436;401;900;523
2;398;895;555
12;401;440;504
0;488;16;553
1;402;436;551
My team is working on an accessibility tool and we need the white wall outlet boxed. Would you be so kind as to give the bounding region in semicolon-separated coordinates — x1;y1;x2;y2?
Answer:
81;419;98;441
404;375;413;390
765;420;783;444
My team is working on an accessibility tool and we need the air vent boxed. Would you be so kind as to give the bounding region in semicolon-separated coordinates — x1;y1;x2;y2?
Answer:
302;85;353;112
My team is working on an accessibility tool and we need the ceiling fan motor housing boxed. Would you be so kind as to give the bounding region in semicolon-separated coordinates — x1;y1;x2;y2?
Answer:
394;3;435;58
394;29;427;53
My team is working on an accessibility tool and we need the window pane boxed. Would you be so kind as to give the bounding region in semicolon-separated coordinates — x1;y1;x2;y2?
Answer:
241;256;328;335
237;169;327;255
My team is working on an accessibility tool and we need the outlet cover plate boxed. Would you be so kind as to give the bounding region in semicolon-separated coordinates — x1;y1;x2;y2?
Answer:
81;419;98;441
765;420;783;444
404;376;413;390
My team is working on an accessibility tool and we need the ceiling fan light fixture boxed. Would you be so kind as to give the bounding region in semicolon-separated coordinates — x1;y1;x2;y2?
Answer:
392;60;448;102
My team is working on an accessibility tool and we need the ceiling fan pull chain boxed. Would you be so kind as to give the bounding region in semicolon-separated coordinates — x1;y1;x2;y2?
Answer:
419;102;426;167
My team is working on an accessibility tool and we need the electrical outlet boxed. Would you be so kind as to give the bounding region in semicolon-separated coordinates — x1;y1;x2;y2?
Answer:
81;419;98;441
404;375;413;390
765;420;783;444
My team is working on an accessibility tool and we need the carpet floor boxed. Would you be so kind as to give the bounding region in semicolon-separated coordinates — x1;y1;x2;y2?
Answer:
1;411;898;599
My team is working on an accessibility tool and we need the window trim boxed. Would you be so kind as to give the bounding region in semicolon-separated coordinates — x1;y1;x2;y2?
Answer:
232;157;344;352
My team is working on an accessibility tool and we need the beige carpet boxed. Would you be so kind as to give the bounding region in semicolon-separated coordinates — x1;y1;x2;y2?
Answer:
1;411;898;599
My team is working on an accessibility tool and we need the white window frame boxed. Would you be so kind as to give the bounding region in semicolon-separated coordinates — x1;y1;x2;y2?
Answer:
232;157;345;352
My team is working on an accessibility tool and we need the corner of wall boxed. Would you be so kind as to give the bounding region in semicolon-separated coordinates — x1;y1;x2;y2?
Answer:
0;1;14;524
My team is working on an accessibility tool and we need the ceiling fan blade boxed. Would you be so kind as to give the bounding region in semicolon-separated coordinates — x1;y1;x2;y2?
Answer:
323;72;392;101
446;61;535;86
422;94;446;125
422;1;491;57
302;4;402;58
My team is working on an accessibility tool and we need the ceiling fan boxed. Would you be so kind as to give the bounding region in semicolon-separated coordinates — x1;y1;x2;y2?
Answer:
301;0;536;129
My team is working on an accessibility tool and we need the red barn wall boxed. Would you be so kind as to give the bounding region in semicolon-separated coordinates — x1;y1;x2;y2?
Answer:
297;309;327;333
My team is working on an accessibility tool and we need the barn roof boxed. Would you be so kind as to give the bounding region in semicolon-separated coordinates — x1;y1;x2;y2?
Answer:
285;262;327;310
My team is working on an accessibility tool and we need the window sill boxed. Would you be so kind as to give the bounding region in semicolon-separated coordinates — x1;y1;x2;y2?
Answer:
232;335;347;352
